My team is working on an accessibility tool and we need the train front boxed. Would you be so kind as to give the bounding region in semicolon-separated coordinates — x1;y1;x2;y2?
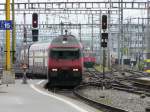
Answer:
48;35;83;86
83;49;96;68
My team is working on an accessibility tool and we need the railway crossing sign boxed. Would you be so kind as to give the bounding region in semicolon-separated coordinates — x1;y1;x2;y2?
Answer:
0;20;12;30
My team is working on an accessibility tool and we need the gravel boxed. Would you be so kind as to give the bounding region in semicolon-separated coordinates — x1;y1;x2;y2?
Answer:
79;86;150;112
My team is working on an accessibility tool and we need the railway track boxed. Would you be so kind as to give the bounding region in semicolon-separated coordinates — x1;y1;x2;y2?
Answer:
45;67;150;112
83;68;114;84
113;68;150;93
73;83;150;112
73;84;128;112
113;68;150;98
81;67;150;112
47;84;129;112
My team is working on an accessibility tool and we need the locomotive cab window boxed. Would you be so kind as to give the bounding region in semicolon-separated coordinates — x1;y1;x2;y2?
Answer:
50;48;80;59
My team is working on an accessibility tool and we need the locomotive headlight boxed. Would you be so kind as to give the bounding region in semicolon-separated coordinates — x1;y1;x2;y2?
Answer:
52;68;58;72
73;68;78;71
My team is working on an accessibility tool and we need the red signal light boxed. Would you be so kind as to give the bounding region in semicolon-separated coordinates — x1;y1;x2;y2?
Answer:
32;13;38;28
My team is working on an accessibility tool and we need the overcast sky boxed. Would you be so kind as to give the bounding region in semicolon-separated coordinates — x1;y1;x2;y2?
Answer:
0;0;148;24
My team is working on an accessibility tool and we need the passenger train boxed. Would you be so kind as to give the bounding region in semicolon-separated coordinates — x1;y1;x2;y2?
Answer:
20;34;83;86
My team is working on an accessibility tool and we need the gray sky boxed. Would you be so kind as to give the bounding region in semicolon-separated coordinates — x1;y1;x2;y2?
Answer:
0;0;147;24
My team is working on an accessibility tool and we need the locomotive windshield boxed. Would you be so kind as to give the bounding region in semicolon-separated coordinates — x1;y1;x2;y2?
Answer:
50;48;80;59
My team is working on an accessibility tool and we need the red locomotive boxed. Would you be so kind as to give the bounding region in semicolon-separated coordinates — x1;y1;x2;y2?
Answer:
20;34;83;86
83;47;96;68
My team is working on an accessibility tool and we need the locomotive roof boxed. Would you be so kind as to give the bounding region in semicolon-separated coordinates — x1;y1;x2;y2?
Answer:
30;35;81;51
51;35;80;46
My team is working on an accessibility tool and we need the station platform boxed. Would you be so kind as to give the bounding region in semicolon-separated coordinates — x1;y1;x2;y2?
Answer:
0;79;102;112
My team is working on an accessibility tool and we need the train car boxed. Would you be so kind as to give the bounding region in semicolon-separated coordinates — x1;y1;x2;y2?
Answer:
21;34;83;86
15;43;32;78
83;48;96;68
143;59;150;73
20;44;32;67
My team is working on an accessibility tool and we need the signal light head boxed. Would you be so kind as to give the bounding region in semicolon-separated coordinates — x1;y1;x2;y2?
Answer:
102;15;107;30
101;41;107;48
101;33;108;39
32;13;38;28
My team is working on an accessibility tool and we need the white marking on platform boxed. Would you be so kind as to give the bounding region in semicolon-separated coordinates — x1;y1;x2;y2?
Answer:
30;83;90;112
36;80;45;85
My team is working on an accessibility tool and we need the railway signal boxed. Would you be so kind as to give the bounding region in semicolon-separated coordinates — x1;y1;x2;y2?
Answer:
101;32;108;39
101;15;108;48
101;15;108;85
101;41;107;48
102;15;107;30
32;29;39;42
32;13;38;28
101;33;108;47
32;13;38;42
